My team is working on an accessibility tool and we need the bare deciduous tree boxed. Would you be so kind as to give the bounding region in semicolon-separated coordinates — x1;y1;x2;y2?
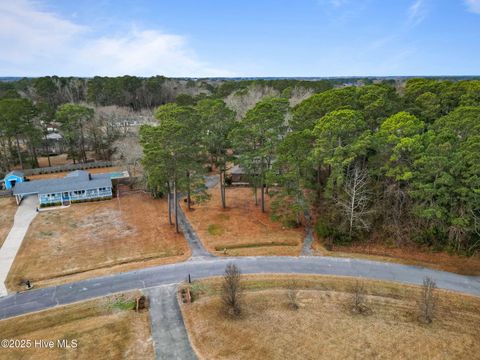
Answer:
221;264;243;318
225;85;279;119
351;280;369;314
419;276;437;324
286;280;299;310
337;166;371;239
113;135;143;177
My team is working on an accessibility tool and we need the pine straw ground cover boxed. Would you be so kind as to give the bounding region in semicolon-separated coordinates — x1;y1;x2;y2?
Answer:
0;197;16;247
312;239;480;276
6;192;189;291
180;275;480;360
181;185;304;256
0;292;153;360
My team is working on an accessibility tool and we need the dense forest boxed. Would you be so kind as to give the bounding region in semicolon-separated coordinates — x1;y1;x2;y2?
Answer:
1;76;479;255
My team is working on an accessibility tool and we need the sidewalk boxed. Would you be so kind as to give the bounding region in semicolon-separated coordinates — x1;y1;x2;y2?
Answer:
0;196;38;296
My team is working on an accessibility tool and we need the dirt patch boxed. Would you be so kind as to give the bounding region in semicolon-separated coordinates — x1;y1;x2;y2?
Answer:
181;185;304;256
37;154;71;168
0;291;154;360
312;240;480;276
6;192;190;291
0;197;16;247
181;275;480;360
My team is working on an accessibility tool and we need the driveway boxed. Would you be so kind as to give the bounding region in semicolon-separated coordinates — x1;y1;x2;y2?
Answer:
0;195;37;296
144;285;197;360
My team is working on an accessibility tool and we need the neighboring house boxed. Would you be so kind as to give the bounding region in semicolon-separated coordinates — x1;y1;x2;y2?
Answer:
1;171;25;190
45;132;64;154
12;170;113;206
229;165;247;183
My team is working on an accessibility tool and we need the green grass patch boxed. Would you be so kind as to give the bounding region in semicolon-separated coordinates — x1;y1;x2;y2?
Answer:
218;214;230;221
109;298;135;311
40;231;54;237
214;241;298;251
208;224;224;236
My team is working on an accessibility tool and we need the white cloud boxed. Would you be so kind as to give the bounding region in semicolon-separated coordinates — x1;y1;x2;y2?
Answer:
408;0;427;26
465;0;480;13
330;0;348;7
0;0;233;77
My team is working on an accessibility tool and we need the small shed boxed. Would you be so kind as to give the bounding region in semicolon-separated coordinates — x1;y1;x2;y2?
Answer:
3;171;24;190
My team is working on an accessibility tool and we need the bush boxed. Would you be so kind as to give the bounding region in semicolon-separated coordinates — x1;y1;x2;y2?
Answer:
315;219;336;239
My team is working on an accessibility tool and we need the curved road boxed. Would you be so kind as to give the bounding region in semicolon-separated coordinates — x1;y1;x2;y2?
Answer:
1;255;479;320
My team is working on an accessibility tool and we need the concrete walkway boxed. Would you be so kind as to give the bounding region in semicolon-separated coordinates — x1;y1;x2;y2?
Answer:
144;285;197;360
0;196;37;296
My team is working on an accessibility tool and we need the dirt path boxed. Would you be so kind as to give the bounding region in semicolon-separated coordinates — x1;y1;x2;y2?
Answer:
0;196;38;296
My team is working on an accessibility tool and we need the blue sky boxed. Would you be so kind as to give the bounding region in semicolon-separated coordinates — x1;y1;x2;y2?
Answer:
0;0;479;77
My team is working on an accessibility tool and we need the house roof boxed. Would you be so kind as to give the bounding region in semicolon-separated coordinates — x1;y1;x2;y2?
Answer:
46;133;62;140
5;171;24;179
13;171;112;196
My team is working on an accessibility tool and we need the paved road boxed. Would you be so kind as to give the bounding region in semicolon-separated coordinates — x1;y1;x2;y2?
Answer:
144;285;197;360
0;195;38;296
1;255;479;320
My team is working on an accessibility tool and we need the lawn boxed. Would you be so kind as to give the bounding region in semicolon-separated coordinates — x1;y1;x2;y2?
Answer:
181;275;480;360
0;292;154;360
181;185;304;256
6;192;189;291
0;197;16;247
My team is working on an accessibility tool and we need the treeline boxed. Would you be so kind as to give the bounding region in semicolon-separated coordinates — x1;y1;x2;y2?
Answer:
1;75;338;110
141;79;480;255
0;98;123;171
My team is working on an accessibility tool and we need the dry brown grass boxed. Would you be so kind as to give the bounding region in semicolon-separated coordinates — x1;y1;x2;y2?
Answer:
6;192;190;291
0;197;16;247
181;275;480;360
37;154;71;168
312;239;480;276
181;185;304;256
0;292;154;360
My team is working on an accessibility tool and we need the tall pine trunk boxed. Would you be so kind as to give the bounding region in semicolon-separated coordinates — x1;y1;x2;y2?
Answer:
186;171;191;211
220;170;226;208
174;180;179;233
15;135;23;169
167;187;172;225
260;169;265;213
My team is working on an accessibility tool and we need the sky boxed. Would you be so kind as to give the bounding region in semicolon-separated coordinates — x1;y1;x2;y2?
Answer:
0;0;479;77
